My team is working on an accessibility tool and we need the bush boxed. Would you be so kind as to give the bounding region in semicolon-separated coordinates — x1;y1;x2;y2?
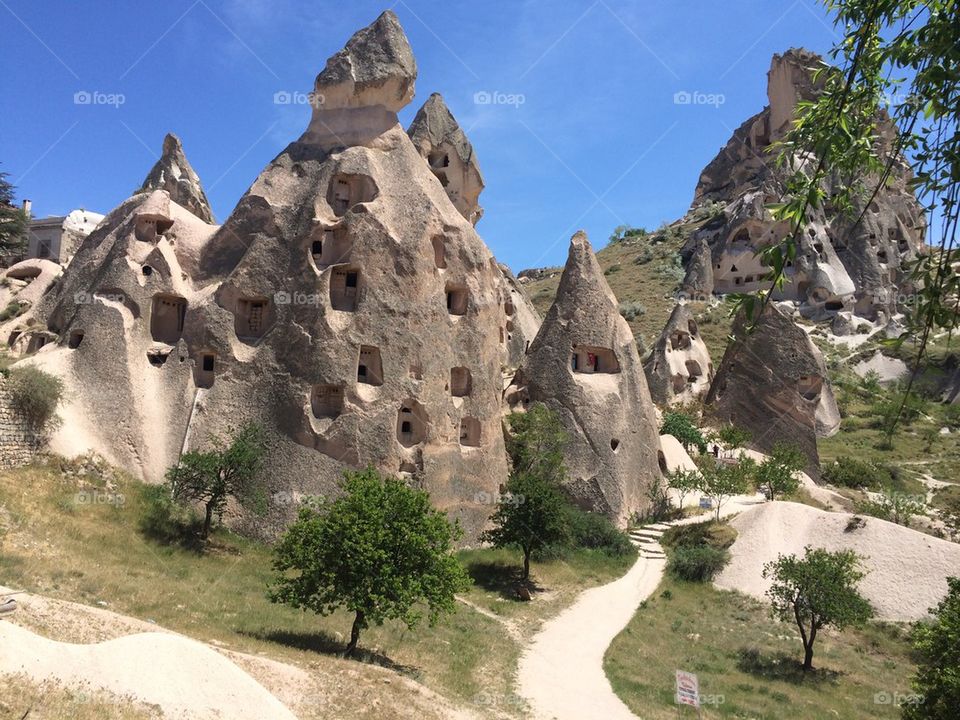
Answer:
667;544;729;582
661;412;707;453
0;301;24;322
821;456;891;490
661;520;738;551
564;505;634;557
137;484;201;547
7;365;64;432
618;301;646;321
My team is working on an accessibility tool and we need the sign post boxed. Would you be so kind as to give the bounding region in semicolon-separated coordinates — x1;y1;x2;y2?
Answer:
675;669;701;718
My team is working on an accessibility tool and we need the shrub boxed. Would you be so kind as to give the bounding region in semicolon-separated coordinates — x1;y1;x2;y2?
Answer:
137;484;201;546
618;301;646;321
821;456;890;490
564;505;634;557
661;520;738;551
6;365;64;432
0;301;24;322
667;544;729;582
661;412;707;453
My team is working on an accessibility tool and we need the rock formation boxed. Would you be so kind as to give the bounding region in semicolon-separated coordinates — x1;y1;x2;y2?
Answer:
30;11;519;541
407;93;485;226
0;259;64;355
678;237;714;301
680;49;925;329
139;134;215;224
505;231;662;524
644;304;714;406
497;263;541;370
704;303;840;477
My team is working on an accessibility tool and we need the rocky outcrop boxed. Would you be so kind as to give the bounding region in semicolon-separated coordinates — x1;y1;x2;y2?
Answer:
704;303;840;477
407;93;485;226
497;263;541;370
679;237;714;301
680;49;925;327
644;304;714;406
505;231;662;525
31;11;513;542
139;134;215;224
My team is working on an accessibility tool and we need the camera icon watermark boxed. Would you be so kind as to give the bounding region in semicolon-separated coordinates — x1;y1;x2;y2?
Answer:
873;690;922;706
474;491;525;506
74;90;125;108
273;90;324;108
673;90;725;108
473;90;525;107
76;490;126;506
274;290;321;306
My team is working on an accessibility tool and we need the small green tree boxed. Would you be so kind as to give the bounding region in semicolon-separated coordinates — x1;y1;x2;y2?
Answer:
269;468;470;655
763;547;874;671
697;456;753;521
0;166;27;256
716;424;751;453
6;366;64;433
660;412;707;454
667;469;700;510
167;422;267;539
905;577;960;719
483;471;570;581
504;403;566;483
754;443;805;501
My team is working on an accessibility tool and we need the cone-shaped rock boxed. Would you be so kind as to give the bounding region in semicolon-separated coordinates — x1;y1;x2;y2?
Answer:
31;11;513;542
644;304;714;406
139;134;215;224
407;93;485;225
704;303;840;477
679;237;714;300
506;231;662;524
681;49;925;328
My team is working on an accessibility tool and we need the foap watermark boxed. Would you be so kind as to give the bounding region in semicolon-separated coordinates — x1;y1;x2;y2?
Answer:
473;491;524;506
473;90;525;107
472;691;524;708
273;90;325;108
274;291;323;306
74;291;123;305
673;90;725;108
874;690;923;707
74;90;125;108
272;490;326;506
76;489;126;506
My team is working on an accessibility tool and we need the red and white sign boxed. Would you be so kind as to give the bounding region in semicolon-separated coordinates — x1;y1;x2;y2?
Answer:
675;669;700;708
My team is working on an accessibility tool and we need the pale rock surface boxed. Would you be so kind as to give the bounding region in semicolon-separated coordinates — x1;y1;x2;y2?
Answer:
854;350;909;384
681;49;925;325
506;231;662;524
139;133;215;223
715;501;960;621
704;303;840;478
644;304;714;405
0;259;63;356
407;93;485;226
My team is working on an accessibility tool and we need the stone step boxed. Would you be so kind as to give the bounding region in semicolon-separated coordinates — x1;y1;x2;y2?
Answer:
644;523;672;532
630;530;663;539
642;552;667;560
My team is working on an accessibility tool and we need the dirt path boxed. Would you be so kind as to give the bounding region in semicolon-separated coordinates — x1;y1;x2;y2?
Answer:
516;553;666;720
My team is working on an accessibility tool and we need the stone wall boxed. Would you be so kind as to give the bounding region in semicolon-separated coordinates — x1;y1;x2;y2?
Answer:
0;377;43;468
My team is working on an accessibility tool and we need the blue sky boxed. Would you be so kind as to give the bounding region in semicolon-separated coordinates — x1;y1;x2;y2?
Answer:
0;0;843;272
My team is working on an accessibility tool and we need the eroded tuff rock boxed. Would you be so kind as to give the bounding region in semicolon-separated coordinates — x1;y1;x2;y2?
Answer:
681;49;925;327
497;263;541;370
31;11;520;542
679;237;714;300
139;134;215;224
644;304;714;406
505;232;661;525
407;93;485;226
704;303;840;477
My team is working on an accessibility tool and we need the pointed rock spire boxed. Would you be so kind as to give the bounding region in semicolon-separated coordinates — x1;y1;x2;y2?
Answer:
680;237;714;300
313;10;416;112
704;303;840;477
407;93;484;225
507;231;662;525
644;304;714;406
139;133;214;224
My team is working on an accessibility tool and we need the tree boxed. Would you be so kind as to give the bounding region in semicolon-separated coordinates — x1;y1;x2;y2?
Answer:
0;165;27;256
716;424;751;454
269;468;469;655
667;468;700;510
754;443;805;501
697;456;754;521
167;422;267;539
660;412;707;454
483;471;570;581
504;403;566;483
734;1;960;439
763;547;874;671
904;577;960;719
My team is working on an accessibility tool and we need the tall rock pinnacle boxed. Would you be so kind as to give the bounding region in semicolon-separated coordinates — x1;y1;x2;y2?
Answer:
506;231;662;525
407;93;485;225
139;133;215;224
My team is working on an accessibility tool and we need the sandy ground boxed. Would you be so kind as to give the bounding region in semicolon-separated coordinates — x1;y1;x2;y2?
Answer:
714;501;960;620
0;622;298;720
0;586;479;720
516;553;666;720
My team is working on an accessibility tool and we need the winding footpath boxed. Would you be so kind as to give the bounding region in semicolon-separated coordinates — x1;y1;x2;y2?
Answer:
516;528;667;720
